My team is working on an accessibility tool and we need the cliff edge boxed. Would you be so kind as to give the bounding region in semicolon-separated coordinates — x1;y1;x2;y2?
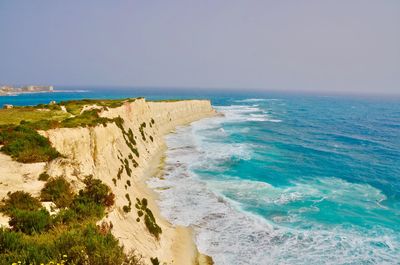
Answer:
34;98;216;264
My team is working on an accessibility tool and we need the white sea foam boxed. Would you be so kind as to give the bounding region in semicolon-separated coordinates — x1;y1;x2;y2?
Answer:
53;89;90;93
235;98;281;103
215;105;282;123
148;106;400;265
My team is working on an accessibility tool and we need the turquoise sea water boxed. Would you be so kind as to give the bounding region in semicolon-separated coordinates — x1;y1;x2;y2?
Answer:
1;89;399;264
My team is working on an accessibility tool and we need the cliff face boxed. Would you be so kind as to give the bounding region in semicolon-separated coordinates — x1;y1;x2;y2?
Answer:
39;98;215;264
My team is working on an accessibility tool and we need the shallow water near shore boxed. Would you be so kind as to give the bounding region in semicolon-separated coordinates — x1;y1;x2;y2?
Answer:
148;96;400;264
2;89;399;264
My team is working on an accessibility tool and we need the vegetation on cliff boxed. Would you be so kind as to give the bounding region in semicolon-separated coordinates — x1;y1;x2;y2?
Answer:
0;98;137;163
0;125;60;163
135;198;162;239
0;176;147;264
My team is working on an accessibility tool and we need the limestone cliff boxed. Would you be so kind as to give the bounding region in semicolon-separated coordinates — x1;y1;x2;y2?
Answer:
37;98;216;264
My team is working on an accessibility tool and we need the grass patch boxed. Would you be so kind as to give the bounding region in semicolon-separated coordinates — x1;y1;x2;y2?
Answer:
0;106;69;126
0;125;60;163
60;98;135;116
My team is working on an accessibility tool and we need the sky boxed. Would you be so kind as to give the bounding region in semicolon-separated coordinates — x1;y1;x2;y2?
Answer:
0;0;399;95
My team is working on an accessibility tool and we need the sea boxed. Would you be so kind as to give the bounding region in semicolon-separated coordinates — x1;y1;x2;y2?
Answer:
1;88;399;265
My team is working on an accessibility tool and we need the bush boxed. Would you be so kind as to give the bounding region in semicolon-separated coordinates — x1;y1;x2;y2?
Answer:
144;209;162;240
68;176;115;220
40;177;74;208
139;123;146;141
53;208;78;224
0;125;60;163
135;198;162;239
124;159;132;177
9;208;51;234
122;205;131;213
55;224;125;265
38;172;50;181
0;191;41;215
0;177;140;264
0;224;127;265
81;175;115;207
150;257;160;265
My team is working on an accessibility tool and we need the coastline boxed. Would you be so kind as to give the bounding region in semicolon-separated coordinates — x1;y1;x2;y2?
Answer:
142;144;214;265
0;98;216;264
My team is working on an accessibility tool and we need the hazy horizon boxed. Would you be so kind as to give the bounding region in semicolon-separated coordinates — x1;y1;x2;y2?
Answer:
1;1;399;96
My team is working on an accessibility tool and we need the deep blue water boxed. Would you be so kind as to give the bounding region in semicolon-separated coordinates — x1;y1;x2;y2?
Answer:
1;89;400;264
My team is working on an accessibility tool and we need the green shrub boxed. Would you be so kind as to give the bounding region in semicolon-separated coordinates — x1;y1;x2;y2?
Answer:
0;157;147;264
124;158;132;177
0;125;60;163
131;158;139;168
0;191;41;215
0;224;128;265
135;198;162;239
53;208;78;224
150;257;160;265
122;205;131;213
115;118;140;157
71;197;105;221
127;128;136;145
40;177;74;208
67;176;114;221
38;172;50;181
80;175;115;207
55;224;125;265
117;166;123;180
139;123;146;141
144;208;162;239
9;208;51;234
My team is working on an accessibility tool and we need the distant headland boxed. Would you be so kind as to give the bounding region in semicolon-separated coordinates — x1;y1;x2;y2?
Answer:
0;85;54;96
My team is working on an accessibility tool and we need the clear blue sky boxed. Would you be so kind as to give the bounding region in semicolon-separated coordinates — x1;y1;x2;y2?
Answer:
1;0;399;95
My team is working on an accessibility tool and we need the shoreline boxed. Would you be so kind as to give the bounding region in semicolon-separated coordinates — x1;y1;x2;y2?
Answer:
141;124;215;265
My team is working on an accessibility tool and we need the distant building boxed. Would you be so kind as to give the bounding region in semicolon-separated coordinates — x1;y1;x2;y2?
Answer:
0;85;54;96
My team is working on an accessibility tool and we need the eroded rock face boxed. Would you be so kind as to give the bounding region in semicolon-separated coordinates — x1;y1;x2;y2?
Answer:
38;98;216;264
